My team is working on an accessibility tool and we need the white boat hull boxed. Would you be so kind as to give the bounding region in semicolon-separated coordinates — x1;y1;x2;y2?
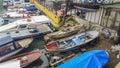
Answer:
0;48;24;61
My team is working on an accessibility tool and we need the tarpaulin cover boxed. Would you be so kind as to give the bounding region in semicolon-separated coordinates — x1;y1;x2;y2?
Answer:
56;50;109;68
25;7;38;11
0;36;13;46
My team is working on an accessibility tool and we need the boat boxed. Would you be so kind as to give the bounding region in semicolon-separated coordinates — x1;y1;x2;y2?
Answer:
0;15;51;32
56;50;109;68
26;49;49;68
44;24;84;41
3;12;28;18
44;31;99;52
0;24;52;40
0;36;33;61
74;3;100;10
0;51;41;67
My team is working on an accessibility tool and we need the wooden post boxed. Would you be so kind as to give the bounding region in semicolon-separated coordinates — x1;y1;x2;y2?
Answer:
100;8;105;26
94;11;97;23
112;11;118;28
106;9;111;27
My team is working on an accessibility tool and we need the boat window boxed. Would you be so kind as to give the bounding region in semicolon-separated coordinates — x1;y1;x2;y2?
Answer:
0;43;15;56
6;32;10;34
16;31;19;33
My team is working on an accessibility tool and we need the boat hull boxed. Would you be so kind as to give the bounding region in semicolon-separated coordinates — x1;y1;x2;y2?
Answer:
0;38;33;61
0;48;24;61
0;51;41;67
45;31;99;52
13;31;51;40
44;24;83;41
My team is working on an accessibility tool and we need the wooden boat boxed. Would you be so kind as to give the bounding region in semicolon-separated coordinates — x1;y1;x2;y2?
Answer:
44;31;99;52
0;24;52;40
26;49;49;68
44;24;84;41
0;36;33;61
0;51;41;67
74;3;100;10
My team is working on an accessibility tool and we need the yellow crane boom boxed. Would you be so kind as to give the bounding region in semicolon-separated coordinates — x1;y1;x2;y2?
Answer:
31;0;61;24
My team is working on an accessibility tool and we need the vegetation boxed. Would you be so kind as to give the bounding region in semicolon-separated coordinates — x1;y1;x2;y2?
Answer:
66;16;78;24
46;22;61;31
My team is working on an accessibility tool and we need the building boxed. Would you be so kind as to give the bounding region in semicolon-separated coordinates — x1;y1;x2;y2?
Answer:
100;3;120;30
80;1;120;30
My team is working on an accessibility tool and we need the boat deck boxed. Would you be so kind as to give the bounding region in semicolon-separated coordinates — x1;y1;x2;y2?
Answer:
0;24;52;39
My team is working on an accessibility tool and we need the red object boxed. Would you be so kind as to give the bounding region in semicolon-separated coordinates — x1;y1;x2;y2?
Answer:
45;42;58;52
21;14;25;19
0;51;42;67
57;10;63;16
27;13;31;17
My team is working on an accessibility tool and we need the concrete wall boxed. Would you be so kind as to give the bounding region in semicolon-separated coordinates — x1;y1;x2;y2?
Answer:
113;0;120;3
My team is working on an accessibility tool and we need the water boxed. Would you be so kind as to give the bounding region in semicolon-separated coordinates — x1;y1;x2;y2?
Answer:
19;37;45;53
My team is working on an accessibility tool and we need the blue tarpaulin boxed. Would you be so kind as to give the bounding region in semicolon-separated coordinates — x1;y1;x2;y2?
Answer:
0;36;13;47
25;7;38;11
56;50;109;68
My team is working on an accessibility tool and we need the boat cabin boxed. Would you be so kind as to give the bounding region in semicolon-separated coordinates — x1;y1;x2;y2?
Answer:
0;36;21;57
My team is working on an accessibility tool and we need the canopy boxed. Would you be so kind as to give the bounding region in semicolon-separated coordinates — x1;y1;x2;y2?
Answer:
25;7;38;11
56;50;109;68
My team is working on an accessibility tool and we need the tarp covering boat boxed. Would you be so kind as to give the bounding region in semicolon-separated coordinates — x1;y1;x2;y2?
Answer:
56;50;109;68
25;7;38;11
0;36;13;47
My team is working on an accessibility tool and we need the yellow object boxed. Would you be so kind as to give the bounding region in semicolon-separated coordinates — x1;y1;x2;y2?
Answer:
115;62;120;68
32;0;61;24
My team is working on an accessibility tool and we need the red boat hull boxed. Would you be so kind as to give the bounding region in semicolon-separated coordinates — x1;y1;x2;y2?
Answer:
0;51;42;67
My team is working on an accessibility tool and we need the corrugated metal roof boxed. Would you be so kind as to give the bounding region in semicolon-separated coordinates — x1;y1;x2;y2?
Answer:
101;3;120;9
0;36;13;46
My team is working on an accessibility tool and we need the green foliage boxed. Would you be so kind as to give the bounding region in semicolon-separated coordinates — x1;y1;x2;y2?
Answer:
67;17;78;24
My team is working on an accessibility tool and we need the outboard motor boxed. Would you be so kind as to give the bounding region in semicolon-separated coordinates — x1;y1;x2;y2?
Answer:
102;27;111;39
